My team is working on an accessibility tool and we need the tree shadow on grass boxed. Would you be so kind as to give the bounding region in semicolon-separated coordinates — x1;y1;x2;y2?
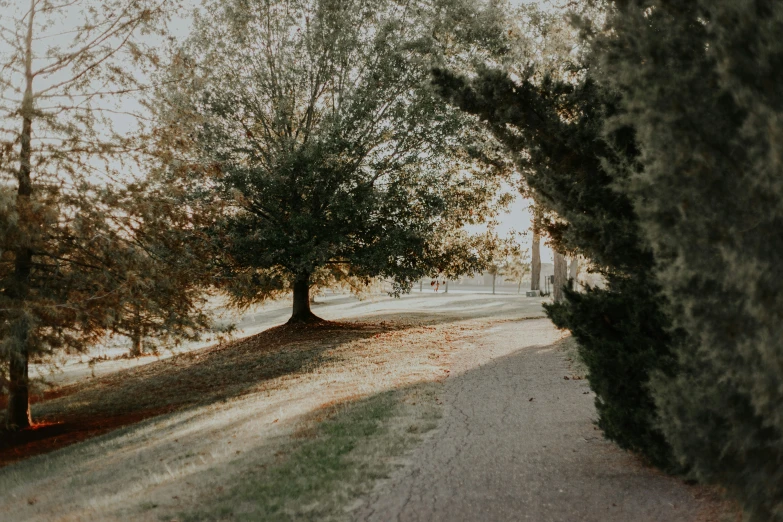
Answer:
0;292;548;468
173;381;444;522
173;335;727;522
0;321;388;466
0;326;732;522
0;312;471;467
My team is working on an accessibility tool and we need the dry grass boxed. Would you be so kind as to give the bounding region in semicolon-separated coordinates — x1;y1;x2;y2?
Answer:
2;321;388;467
176;383;443;522
0;304;516;521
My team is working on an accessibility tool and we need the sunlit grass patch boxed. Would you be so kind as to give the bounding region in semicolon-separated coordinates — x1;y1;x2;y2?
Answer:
176;383;442;522
1;303;528;520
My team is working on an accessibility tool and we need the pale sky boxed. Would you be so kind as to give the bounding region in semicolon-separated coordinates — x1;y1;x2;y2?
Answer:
482;194;554;263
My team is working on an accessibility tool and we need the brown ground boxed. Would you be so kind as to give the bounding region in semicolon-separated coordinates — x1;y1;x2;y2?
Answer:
0;320;402;467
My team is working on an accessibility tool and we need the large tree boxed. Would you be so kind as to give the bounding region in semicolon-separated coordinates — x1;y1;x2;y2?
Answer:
595;1;783;518
0;0;210;429
160;0;510;323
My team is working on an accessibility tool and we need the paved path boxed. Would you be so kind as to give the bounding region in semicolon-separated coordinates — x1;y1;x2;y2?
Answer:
355;319;719;522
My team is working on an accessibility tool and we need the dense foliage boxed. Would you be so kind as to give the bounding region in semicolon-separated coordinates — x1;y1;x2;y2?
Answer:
431;5;678;466
596;1;783;518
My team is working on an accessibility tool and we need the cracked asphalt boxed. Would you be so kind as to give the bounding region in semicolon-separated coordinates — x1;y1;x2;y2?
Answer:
353;318;721;522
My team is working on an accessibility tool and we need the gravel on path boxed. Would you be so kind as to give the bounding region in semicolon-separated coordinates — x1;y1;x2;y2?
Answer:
354;319;724;522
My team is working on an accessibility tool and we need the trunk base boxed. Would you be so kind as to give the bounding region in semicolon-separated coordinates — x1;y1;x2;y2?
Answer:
289;273;324;325
286;310;325;325
6;339;32;431
129;344;143;358
4;396;32;431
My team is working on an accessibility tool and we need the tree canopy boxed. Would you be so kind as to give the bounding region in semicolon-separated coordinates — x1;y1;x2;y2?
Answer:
159;0;511;322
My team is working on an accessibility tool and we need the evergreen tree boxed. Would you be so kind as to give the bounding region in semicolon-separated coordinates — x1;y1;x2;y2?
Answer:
595;1;783;518
0;0;210;429
159;0;510;323
431;1;678;468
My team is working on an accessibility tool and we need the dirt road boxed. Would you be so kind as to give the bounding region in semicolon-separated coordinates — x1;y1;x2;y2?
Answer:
354;319;723;522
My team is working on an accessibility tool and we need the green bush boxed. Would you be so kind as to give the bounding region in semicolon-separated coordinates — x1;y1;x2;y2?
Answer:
596;1;783;518
433;64;679;469
547;276;677;470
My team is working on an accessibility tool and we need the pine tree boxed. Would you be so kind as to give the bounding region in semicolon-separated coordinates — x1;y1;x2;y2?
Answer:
0;0;210;429
431;1;678;468
595;1;783;517
158;0;511;324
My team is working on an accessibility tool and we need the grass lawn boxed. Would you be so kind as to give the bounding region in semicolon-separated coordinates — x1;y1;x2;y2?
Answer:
0;292;549;521
176;383;441;522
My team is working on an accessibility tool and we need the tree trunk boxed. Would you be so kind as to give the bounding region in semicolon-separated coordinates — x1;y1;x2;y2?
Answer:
518;281;522;294
531;222;541;292
289;273;322;324
419;280;423;292
553;251;568;303
492;273;496;295
6;4;36;430
7;322;31;430
569;256;580;291
129;304;144;357
444;280;448;293
130;331;143;357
